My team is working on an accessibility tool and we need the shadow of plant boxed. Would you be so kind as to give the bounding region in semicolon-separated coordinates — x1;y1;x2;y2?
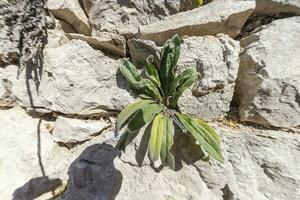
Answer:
12;118;63;200
60;144;123;200
13;177;62;200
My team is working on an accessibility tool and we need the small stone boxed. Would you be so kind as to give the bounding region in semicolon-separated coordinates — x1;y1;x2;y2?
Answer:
53;116;111;144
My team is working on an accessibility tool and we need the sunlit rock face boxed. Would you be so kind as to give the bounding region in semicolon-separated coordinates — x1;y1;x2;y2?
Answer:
0;0;299;200
235;17;300;128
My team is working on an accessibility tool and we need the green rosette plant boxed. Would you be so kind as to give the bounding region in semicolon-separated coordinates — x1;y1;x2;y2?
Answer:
116;35;223;170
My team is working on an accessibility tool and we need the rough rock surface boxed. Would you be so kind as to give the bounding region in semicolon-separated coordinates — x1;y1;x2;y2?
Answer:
65;33;126;57
0;66;16;107
255;0;300;15
87;0;181;38
212;0;300;16
0;2;20;63
53;116;111;144
129;34;240;120
1;1;300;200
5;40;135;115
1;107;299;200
127;38;161;68
138;1;255;45
178;35;240;120
193;126;300;200
0;107;58;200
81;0;182;56
47;0;91;36
47;28;70;48
0;0;47;64
235;17;300;128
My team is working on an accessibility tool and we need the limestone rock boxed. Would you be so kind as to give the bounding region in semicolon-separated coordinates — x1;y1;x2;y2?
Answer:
178;35;240;120
179;35;240;120
128;34;240;121
0;107;116;200
47;0;91;36
179;85;236;121
61;146;220;200
1;106;299;200
235;17;300;128
65;33;126;57
0;0;47;64
8;40;135;115
0;107;59;200
71;0;182;59
60;143;123;200
193;126;300;200
58;125;300;200
0;2;20;64
255;0;300;15
138;1;255;45
0;80;14;107
53;116;111;144
47;29;70;48
0;66;16;107
58;19;76;33
45;18;73;49
87;0;181;38
212;0;300;15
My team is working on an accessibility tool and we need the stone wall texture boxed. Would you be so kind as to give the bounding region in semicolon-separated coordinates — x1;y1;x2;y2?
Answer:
0;0;299;200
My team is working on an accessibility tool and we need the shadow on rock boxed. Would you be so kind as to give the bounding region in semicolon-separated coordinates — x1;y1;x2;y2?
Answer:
171;130;211;171
61;144;123;200
12;118;63;200
12;176;62;200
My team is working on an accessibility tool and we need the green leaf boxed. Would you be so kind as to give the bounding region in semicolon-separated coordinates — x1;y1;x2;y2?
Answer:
116;129;136;152
160;34;182;94
117;34;224;171
148;113;164;161
120;59;142;85
175;113;224;164
160;116;175;170
116;103;162;151
117;99;155;130
146;55;161;87
171;35;181;71
195;118;221;145
139;79;162;100
199;146;210;162
120;59;162;100
170;68;196;107
171;69;196;91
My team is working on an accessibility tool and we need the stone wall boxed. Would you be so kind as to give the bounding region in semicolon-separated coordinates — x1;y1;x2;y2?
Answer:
0;0;299;200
